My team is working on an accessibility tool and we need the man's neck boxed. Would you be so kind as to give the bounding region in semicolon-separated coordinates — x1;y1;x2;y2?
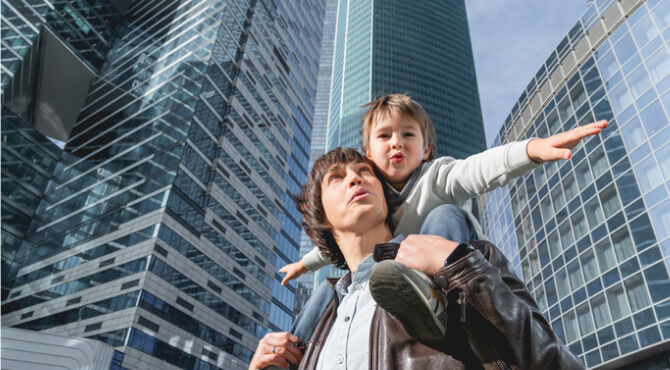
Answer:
335;225;393;272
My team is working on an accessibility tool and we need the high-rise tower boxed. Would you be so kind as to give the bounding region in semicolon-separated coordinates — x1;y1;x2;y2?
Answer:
480;1;670;368
325;0;486;158
1;1;325;369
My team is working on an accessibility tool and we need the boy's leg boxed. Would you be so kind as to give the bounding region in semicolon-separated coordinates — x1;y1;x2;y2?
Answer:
420;204;479;242
370;204;476;345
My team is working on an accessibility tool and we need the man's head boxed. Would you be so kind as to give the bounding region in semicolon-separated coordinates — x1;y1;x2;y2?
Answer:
361;94;437;190
298;148;393;269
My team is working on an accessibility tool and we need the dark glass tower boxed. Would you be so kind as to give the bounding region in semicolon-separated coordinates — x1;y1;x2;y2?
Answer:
480;1;670;368
1;1;325;369
326;0;486;159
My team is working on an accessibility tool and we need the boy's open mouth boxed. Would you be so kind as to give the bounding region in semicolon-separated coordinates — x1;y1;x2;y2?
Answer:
391;152;404;163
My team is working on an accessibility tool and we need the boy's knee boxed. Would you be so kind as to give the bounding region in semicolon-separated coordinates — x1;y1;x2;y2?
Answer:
426;204;467;222
420;204;476;242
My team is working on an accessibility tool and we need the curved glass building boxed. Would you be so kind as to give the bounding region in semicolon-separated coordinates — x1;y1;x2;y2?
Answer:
480;0;670;368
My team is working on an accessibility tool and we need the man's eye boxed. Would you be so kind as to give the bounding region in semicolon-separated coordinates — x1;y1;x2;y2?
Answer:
328;174;343;182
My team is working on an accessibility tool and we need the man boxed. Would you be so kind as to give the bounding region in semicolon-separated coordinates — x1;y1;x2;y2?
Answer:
249;148;582;370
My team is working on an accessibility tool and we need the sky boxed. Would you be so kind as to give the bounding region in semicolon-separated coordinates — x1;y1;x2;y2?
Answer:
466;1;591;146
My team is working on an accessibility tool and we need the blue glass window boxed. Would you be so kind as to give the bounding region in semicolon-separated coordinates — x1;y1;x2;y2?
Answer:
613;34;637;64
607;284;630;320
646;48;670;84
640;100;668;136
598;51;619;81
643;261;670;302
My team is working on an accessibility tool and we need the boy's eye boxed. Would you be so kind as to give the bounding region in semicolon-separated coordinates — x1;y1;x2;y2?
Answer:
377;133;390;139
403;132;415;137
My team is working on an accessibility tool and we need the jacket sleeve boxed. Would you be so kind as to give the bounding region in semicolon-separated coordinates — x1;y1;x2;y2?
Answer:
431;140;539;205
302;246;331;271
433;241;584;370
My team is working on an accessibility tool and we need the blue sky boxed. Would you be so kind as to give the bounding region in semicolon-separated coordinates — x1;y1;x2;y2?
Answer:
466;1;590;146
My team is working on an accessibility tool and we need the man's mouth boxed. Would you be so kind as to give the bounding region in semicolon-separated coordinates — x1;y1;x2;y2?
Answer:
349;188;370;203
391;152;404;163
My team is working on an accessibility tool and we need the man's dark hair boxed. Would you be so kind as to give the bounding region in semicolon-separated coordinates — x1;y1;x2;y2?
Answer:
297;147;395;270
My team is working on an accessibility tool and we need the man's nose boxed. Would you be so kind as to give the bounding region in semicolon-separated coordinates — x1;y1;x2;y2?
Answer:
347;171;363;187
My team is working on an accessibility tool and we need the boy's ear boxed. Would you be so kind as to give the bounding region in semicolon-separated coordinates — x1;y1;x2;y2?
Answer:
422;144;431;160
366;149;372;158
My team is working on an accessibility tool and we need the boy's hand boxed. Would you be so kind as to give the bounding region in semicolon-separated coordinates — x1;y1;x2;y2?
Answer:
526;120;608;163
279;260;308;286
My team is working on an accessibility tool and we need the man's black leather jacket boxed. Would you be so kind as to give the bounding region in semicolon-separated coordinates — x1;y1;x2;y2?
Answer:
292;241;584;370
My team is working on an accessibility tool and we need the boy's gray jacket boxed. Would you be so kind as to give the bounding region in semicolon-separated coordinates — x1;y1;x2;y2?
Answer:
302;140;539;269
288;241;583;370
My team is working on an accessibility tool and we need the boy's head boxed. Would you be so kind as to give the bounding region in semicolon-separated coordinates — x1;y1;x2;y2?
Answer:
361;94;437;190
298;147;395;269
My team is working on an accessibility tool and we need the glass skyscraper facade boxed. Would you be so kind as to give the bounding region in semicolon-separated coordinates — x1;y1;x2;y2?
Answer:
1;1;325;369
480;1;670;368
307;0;487;286
325;0;486;158
295;0;338;310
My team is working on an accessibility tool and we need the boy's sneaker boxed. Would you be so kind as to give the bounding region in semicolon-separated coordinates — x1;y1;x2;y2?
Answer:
369;260;446;342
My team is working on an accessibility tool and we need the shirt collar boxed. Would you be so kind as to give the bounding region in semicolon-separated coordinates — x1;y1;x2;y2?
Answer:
334;235;405;298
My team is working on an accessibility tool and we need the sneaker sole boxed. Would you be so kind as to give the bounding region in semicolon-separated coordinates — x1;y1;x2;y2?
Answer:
369;261;446;342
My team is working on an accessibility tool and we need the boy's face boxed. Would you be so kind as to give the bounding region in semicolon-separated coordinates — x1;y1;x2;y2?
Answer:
366;112;430;191
320;160;387;233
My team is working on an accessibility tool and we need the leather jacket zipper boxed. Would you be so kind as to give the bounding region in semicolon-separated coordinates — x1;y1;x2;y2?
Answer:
459;291;467;323
369;308;379;369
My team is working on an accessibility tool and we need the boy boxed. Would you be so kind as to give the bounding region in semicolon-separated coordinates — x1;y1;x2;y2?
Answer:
282;93;607;279
281;94;607;340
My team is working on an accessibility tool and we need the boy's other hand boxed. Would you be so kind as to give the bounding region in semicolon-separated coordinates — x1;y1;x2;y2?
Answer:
279;260;308;286
526;120;608;163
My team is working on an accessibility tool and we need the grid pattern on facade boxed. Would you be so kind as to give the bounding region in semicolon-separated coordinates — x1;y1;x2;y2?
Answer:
481;1;670;368
1;0;325;368
326;0;486;159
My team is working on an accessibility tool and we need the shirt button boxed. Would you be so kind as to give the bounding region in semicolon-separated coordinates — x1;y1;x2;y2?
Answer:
355;283;362;290
344;316;350;322
337;355;344;364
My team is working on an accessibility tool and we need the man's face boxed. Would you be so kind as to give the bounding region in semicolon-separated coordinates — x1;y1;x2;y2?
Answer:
320;160;387;233
366;112;430;191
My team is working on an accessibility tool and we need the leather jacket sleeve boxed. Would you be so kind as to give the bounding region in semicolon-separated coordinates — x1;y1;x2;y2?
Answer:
434;241;584;370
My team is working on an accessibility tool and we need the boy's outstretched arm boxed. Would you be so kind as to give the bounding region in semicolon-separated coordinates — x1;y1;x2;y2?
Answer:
279;260;308;286
526;120;608;163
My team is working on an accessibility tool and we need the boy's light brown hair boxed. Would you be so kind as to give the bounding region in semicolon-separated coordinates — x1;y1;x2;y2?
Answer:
361;94;437;161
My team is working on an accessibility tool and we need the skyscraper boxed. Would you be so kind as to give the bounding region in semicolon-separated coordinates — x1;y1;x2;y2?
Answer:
1;1;325;369
325;0;486;159
304;0;488;285
295;0;338;311
480;1;670;368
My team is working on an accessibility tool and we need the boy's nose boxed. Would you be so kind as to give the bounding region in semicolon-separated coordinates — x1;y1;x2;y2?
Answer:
390;134;403;148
